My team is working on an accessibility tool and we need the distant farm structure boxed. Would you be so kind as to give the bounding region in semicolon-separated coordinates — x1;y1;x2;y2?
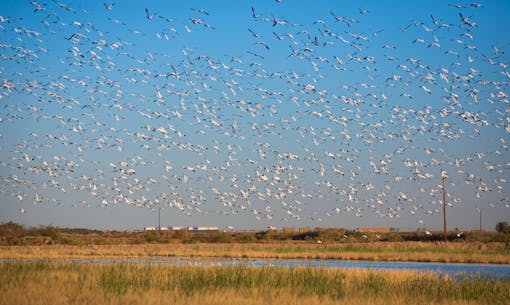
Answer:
143;226;401;235
144;226;219;232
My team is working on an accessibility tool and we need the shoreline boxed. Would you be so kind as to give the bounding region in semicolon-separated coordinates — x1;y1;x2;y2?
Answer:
2;255;510;267
1;242;509;265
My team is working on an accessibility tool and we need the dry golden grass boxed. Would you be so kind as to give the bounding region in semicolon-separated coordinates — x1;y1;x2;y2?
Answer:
0;285;499;305
1;261;509;305
1;241;509;264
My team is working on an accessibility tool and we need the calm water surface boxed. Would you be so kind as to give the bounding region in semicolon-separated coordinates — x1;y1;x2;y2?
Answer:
180;258;510;280
3;257;509;280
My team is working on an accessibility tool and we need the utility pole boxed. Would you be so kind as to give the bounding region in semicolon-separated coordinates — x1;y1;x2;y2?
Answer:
442;170;447;242
479;209;482;232
158;207;161;230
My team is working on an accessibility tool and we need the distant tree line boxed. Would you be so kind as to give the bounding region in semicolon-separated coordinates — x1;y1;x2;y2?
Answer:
496;221;510;234
1;221;510;246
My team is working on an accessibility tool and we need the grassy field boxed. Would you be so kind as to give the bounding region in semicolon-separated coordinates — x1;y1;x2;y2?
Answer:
1;242;509;264
1;261;509;305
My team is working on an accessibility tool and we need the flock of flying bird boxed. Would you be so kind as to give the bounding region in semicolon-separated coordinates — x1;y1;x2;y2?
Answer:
0;1;508;229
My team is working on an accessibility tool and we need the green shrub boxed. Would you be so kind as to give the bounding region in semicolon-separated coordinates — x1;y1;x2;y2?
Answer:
496;221;510;234
141;231;161;243
383;232;403;242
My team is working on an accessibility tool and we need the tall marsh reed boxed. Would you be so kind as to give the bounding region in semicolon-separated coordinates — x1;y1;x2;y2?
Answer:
1;261;509;305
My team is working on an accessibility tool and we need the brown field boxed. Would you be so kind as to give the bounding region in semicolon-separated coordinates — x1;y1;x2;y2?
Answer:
1;241;509;264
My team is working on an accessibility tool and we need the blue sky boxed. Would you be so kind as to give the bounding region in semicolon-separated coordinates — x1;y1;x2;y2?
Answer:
0;0;509;231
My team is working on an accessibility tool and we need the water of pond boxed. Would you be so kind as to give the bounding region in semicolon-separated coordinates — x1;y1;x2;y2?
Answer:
3;257;509;280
